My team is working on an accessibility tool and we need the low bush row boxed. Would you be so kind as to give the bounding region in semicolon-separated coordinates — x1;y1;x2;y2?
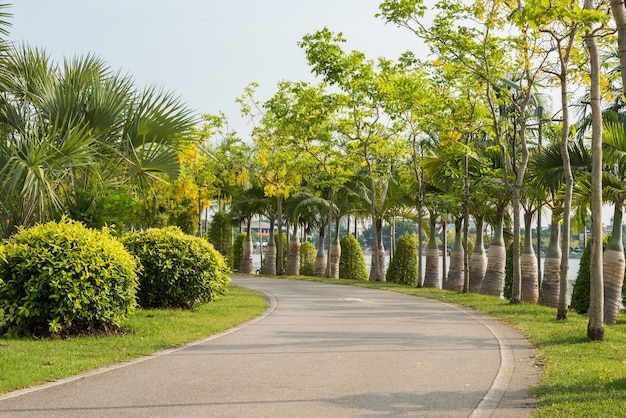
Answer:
0;219;230;338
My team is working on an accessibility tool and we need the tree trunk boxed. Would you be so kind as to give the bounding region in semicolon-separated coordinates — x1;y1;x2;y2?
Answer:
263;217;276;275
463;140;471;292
480;209;506;297
325;189;335;278
286;223;301;276
330;236;341;279
585;8;604;339
445;218;464;292
557;72;574;322
603;204;624;325
441;217;448;288
521;210;539;303
417;198;424;288
276;195;284;275
368;175;382;281
510;186;523;304
315;227;326;277
197;191;203;237
423;215;440;288
239;218;254;274
469;216;487;293
369;217;386;281
539;217;561;307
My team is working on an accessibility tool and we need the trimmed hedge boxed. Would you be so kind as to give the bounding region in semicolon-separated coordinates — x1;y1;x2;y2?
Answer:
299;241;316;276
122;227;230;309
0;219;139;337
339;234;368;281
387;233;419;286
232;232;246;272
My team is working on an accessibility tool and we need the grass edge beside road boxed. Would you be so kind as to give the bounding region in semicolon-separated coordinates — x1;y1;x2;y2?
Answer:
273;274;626;418
0;283;267;395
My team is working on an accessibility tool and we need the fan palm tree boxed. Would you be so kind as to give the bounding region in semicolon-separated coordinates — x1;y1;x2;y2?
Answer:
0;45;195;235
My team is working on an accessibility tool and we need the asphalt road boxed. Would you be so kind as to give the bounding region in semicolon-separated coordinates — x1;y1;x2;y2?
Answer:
0;276;538;417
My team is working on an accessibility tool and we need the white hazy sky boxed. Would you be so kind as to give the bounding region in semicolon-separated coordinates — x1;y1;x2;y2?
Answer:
9;1;428;137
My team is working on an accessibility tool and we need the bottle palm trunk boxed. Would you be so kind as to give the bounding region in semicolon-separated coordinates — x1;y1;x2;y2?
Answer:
469;216;487;293
604;203;625;325
315;229;326;277
286;234;301;276
521;210;539;303
480;211;505;297
330;236;341;279
263;221;276;275
423;215;440;288
445;218;464;292
539;218;561;307
239;231;254;274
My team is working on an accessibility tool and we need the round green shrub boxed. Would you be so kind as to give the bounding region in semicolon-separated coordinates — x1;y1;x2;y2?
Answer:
339;234;368;281
387;233;419;286
299;241;316;276
122;226;230;309
232;232;246;272
0;218;139;337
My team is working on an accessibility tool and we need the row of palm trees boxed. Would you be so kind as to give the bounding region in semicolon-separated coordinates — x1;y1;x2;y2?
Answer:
223;91;625;327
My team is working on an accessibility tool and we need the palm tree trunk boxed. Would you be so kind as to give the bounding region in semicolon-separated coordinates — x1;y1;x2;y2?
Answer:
469;216;487;293
276;194;284;275
330;236;341;279
239;217;254;274
445;217;464;292
263;217;276;275
368;173;382;281
521;209;538;303
604;203;624;325
315;226;326;277
417;199;424;288
480;209;505;297
423;214;440;288
369;218;386;281
286;222;301;276
539;218;561;307
330;215;342;278
325;189;335;278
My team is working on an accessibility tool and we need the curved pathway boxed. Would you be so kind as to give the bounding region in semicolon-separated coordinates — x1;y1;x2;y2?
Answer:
0;276;538;417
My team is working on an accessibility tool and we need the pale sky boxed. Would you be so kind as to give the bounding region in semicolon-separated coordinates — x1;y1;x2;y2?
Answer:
9;1;427;137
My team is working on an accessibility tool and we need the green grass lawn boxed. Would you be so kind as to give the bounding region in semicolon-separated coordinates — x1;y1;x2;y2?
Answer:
2;275;625;417
0;284;267;394
282;275;626;418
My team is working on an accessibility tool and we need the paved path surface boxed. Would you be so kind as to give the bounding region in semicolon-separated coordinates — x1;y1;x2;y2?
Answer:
0;276;538;417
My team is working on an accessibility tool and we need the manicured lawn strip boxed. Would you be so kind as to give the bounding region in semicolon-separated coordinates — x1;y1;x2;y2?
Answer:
0;284;267;395
279;275;626;417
